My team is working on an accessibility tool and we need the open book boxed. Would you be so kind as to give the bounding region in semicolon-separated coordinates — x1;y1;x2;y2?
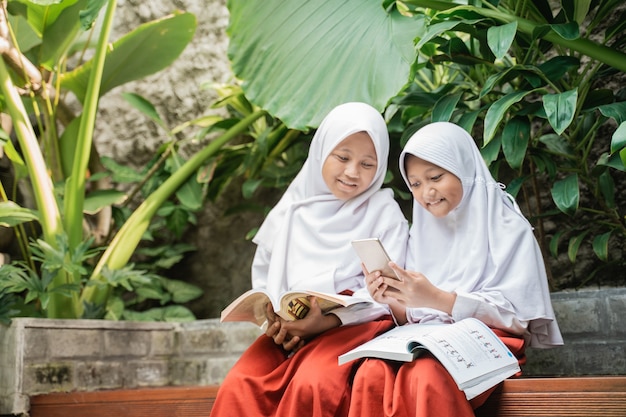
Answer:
338;318;520;400
220;288;371;327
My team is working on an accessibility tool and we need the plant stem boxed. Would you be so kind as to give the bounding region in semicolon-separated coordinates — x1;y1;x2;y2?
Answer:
79;110;267;311
0;45;78;317
63;0;118;251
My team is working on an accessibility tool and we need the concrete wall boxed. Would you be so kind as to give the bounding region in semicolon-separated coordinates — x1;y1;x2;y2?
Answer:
1;287;625;415
524;287;626;376
0;318;260;415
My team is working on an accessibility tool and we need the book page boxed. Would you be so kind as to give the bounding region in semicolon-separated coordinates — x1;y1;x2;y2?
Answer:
338;323;446;364
220;289;272;326
409;318;519;392
304;290;371;306
277;290;371;321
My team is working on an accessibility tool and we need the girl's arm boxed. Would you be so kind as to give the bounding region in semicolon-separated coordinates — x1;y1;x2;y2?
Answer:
385;264;528;335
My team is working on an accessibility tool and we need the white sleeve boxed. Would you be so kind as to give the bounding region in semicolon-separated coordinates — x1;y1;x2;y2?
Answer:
451;291;528;336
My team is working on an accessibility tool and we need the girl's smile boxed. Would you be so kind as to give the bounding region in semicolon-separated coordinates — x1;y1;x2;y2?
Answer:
404;155;463;217
322;131;377;200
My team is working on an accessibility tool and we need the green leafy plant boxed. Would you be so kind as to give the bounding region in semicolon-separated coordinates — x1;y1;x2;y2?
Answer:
387;0;626;287
223;0;626;288
0;1;272;322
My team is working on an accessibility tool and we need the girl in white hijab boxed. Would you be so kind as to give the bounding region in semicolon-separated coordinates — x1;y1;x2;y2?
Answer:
211;102;408;417
349;121;563;417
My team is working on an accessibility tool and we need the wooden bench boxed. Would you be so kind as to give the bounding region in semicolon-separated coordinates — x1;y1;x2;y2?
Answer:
29;376;626;417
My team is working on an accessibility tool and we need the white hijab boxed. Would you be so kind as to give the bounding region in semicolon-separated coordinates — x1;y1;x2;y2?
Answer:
253;102;404;298
399;122;562;348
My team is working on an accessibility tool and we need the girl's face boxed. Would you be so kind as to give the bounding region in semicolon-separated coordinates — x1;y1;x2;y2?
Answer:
405;155;463;217
322;131;378;201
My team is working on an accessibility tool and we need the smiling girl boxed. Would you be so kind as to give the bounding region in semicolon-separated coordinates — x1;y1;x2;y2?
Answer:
210;102;408;417
349;121;563;417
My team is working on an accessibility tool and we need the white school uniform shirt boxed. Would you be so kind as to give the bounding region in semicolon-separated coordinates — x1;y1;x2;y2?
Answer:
252;102;408;326
399;122;563;348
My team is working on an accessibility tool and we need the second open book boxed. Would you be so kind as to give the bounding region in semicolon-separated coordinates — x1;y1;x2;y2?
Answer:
338;317;521;400
220;288;371;327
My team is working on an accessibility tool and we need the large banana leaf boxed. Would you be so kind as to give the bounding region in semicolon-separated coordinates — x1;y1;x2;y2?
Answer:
60;11;196;103
227;0;418;130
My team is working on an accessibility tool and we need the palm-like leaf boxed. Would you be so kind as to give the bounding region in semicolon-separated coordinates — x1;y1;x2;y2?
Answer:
227;0;418;130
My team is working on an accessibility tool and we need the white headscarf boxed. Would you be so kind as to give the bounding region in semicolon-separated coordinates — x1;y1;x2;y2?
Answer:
399;122;562;348
253;102;406;298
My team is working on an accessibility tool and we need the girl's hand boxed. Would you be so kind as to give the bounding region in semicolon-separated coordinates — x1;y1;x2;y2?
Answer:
364;267;396;305
264;303;304;352
383;263;457;314
363;264;408;324
281;297;341;340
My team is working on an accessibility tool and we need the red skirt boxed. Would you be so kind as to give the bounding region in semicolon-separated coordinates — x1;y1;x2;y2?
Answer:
210;316;395;417
348;328;526;417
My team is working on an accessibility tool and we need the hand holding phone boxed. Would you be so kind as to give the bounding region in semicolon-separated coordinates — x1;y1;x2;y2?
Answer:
351;238;400;280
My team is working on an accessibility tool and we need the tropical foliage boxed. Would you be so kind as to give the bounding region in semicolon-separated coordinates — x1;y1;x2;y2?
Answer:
0;0;274;323
225;0;626;288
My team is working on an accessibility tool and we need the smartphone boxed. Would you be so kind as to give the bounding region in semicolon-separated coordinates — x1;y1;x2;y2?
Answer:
351;238;400;280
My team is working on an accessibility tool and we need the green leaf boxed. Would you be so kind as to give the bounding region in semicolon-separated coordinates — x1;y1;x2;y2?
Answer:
122;93;166;131
543;89;578;135
501;117;529;170
539;133;575;157
597;152;626;172
61;12;197;102
164;207;192;238
18;0;80;36
566;0;592;25
549;230;565;258
504;176;526;199
597;101;626;124
242;178;264;199
100;156;144;183
0;201;40;227
39;0;89;69
549;22;580;40
610;121;626;154
487;21;517;60
551;174;579;216
161;278;203;304
160;305;196;322
7;13;41;52
104;297;125;320
432;92;462;122
597;169;616;209
592;232;611;262
534;56;580;86
176;176;203;211
481;65;539;97
78;0;107;30
167;152;204;211
480;134;501;167
84;190;127;214
484;90;533;144
227;0;418;130
0;136;28;180
567;231;588;263
456;109;480;133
